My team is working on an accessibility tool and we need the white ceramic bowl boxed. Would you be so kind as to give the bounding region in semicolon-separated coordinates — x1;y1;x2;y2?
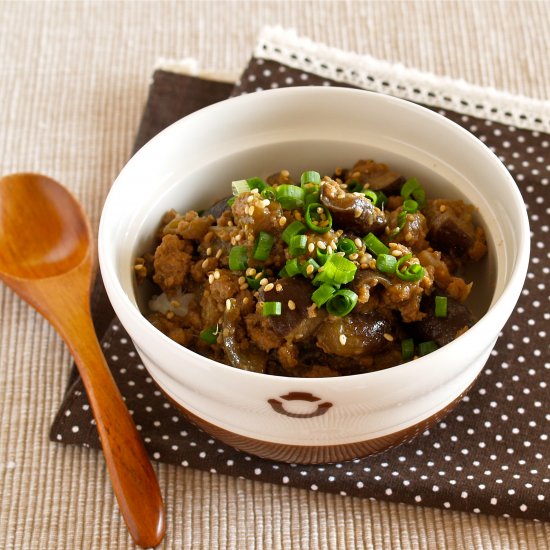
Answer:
99;87;529;463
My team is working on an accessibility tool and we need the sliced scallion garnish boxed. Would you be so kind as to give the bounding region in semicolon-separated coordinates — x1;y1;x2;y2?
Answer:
376;253;397;273
395;254;425;282
401;338;415;360
305;202;332;234
253;231;275;261
263;301;282;316
231;179;250;196
247;276;261;290
435;295;448;317
313;254;357;285
276;184;305;209
228;245;248;271
363;232;389;256
326;289;358;317
281;220;307;244
199;326;219;344
418;340;438;356
311;283;336;307
337;238;358;257
301;258;320;277
300;170;321;186
289;234;308;257
260;186;276;201
284;258;302;277
401;177;426;208
246;176;267;192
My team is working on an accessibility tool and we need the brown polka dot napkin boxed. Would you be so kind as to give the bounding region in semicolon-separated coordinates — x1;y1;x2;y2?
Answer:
51;58;549;522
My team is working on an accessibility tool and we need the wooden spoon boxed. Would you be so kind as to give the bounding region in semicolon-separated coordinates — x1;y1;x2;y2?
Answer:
0;173;165;548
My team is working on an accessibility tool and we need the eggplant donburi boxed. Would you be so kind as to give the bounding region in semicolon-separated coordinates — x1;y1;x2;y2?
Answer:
134;160;487;377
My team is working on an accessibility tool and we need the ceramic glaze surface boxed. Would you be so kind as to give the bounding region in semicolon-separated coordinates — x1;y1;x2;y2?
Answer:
99;88;529;458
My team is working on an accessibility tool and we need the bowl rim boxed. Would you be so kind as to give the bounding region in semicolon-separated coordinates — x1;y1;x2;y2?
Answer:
99;86;531;382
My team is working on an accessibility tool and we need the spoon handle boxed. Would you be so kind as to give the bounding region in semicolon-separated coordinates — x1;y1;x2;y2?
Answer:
7;262;169;548
57;305;166;548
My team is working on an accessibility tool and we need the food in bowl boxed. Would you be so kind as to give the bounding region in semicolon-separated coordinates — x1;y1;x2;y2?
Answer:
134;159;487;377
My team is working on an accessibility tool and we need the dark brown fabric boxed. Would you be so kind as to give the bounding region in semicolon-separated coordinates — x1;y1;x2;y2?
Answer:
51;61;550;522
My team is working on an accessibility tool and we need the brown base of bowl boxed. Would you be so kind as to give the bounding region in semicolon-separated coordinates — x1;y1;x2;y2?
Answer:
165;384;474;464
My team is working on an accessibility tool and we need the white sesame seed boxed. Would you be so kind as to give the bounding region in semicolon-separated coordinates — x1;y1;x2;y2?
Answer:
226;299;231;310
264;283;274;292
288;300;296;310
208;274;214;284
348;253;359;260
214;270;221;280
339;334;347;345
317;240;327;250
248;205;255;216
262;199;271;207
439;204;447;213
206;247;212;256
239;283;248;291
275;284;283;292
201;259;209;269
234;234;242;241
238;276;246;284
216;249;222;258
354;237;363;248
247;195;255;203
246;267;256;276
279;216;287;227
308;242;315;253
354;207;362;218
383;333;394;341
391;249;403;257
260;277;269;286
306;264;315;275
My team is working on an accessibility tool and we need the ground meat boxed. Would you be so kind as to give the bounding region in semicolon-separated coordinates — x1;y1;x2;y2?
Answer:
231;191;285;236
152;234;193;293
266;170;293;186
386;209;429;251
418;249;472;302
244;313;284;352
424;199;487;261
147;312;194;346
163;210;215;240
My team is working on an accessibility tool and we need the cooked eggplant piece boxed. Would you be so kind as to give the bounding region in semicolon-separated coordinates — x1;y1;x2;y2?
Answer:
222;298;266;373
202;195;232;219
259;277;322;339
346;159;406;194
424;199;483;258
320;179;386;235
410;293;475;347
316;310;396;357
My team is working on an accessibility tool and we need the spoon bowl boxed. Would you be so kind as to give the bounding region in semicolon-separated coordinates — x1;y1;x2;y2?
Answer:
0;173;165;548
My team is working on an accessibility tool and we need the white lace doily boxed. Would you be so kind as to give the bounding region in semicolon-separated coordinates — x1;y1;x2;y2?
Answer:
255;26;550;134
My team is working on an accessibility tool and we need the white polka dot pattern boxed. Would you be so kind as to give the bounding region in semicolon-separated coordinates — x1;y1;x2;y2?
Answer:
51;60;549;523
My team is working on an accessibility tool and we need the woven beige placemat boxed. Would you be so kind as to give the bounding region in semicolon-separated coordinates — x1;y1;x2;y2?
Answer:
1;2;549;549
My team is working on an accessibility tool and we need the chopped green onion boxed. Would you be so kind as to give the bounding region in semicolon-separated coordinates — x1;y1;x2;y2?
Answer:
316;247;329;265
227;196;236;206
289;234;308;257
401;177;426;208
395;254;425;282
247;276;261;289
305;202;332;234
435;295;448;317
263;301;282;316
281;220;306;244
284;258;302;277
278;266;289;278
199;326;219;344
364;190;378;203
337;238;358;256
401;338;415;360
346;180;363;193
276;184;305;209
246;177;267;192
301;258;320;277
402;199;418;213
260;186;276;200
376;253;397;273
253;231;275;261
300;170;321;186
418;340;438;356
304;188;321;206
326;289;358;317
313;254;357;285
228;245;248;271
363;232;389;256
311;283;336;307
231;179;250;196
